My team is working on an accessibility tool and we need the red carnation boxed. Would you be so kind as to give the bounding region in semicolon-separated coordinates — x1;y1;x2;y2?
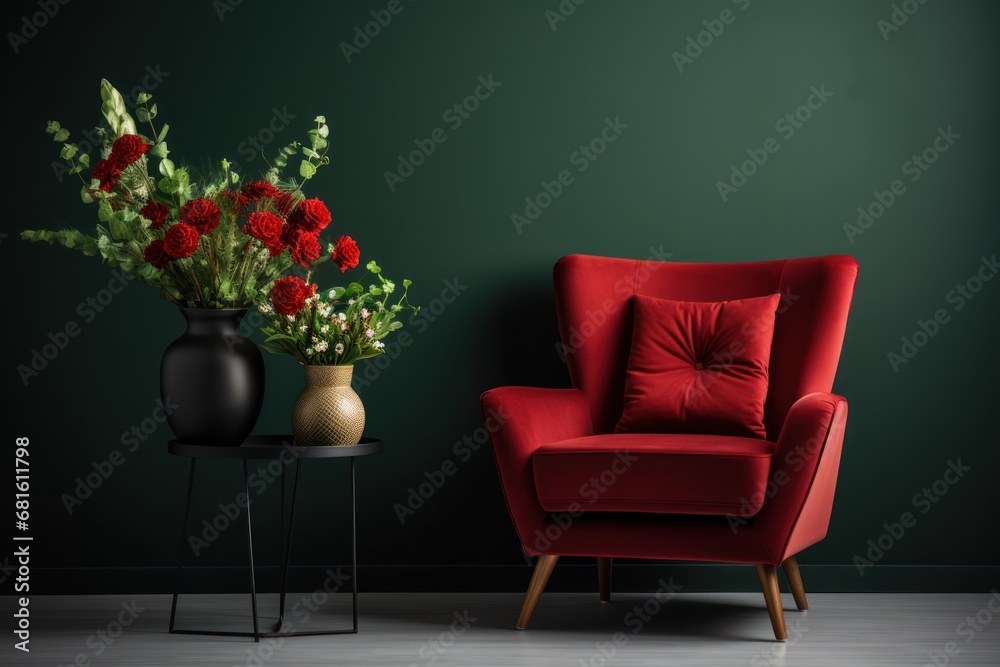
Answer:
91;158;123;192
270;275;314;316
273;190;296;215
288;198;331;233
163;223;200;259
283;226;321;267
143;239;172;269
241;180;282;202
111;134;149;166
330;235;360;273
139;201;169;229
245;211;285;256
179;198;222;235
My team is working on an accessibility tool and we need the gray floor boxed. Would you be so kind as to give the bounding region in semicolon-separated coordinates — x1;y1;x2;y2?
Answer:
3;592;999;666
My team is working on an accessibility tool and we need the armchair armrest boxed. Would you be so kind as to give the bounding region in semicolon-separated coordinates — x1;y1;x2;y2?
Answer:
481;387;593;552
752;392;848;564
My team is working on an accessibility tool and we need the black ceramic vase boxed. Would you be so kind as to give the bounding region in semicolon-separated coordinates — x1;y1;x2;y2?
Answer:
160;308;264;446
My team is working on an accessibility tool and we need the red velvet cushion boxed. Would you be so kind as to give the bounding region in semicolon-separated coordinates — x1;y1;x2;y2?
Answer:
616;293;781;439
533;433;776;516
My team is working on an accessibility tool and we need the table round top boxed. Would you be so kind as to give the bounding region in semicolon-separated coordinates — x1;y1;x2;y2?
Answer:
167;435;383;460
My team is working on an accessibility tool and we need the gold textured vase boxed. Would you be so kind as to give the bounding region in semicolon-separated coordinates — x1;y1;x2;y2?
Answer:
291;365;365;446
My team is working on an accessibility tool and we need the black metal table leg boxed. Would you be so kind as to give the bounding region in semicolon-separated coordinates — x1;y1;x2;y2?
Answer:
276;460;301;632
351;456;358;632
169;459;196;633
244;460;260;642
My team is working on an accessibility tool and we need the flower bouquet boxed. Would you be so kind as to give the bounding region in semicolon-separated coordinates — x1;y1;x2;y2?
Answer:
258;261;418;446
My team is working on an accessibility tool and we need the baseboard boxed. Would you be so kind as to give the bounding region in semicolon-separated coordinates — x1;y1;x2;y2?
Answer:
21;564;999;595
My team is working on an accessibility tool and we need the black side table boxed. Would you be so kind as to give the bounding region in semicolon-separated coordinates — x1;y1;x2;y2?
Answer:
166;435;382;641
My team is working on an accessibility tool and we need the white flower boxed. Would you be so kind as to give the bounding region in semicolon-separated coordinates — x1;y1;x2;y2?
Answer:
338;312;347;321
305;347;314;356
348;299;355;305
314;340;329;353
372;340;385;350
319;305;332;318
299;325;308;332
258;303;272;314
328;290;336;299
334;343;345;354
320;324;330;334
287;315;296;323
384;280;395;294
361;308;370;318
365;328;375;338
340;323;349;331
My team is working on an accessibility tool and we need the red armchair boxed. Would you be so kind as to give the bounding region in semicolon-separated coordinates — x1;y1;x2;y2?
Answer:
481;254;858;640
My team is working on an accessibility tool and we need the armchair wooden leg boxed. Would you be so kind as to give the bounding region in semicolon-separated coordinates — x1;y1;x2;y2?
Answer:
755;564;787;641
781;557;809;611
516;555;559;629
598;557;612;603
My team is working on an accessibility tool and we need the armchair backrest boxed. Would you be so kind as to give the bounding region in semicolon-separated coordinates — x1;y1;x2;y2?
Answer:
553;254;859;440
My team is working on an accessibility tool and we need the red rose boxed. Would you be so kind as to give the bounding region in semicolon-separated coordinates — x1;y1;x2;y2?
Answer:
273;190;296;215
283;226;321;267
330;235;360;272
139;201;169;229
288;198;331;233
270;275;314;316
245;211;285;256
163;223;201;259
111;134;149;166
143;239;172;268
241;180;281;202
91;158;123;192
179;198;222;235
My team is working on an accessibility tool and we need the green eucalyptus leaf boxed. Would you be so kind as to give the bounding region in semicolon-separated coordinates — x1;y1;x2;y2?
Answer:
314;115;326;124
45;120;61;134
53;128;70;142
299;160;317;179
157;124;169;143
78;153;90;167
158;158;175;177
318;124;329;138
302;147;320;159
149;103;158;118
80;185;94;203
60;143;78;160
149;141;169;159
135;92;152;105
136;107;150;123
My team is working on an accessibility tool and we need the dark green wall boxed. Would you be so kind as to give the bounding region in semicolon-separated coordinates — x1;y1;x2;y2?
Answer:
2;0;997;593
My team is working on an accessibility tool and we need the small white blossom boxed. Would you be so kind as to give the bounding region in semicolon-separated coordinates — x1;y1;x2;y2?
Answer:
306;347;314;356
361;308;370;318
334;343;345;354
328;290;336;299
340;323;349;331
372;340;385;350
319;305;332;318
287;315;296;323
314;340;329;353
258;303;272;314
365;328;375;338
300;325;308;332
320;324;330;334
348;299;356;305
338;312;347;321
